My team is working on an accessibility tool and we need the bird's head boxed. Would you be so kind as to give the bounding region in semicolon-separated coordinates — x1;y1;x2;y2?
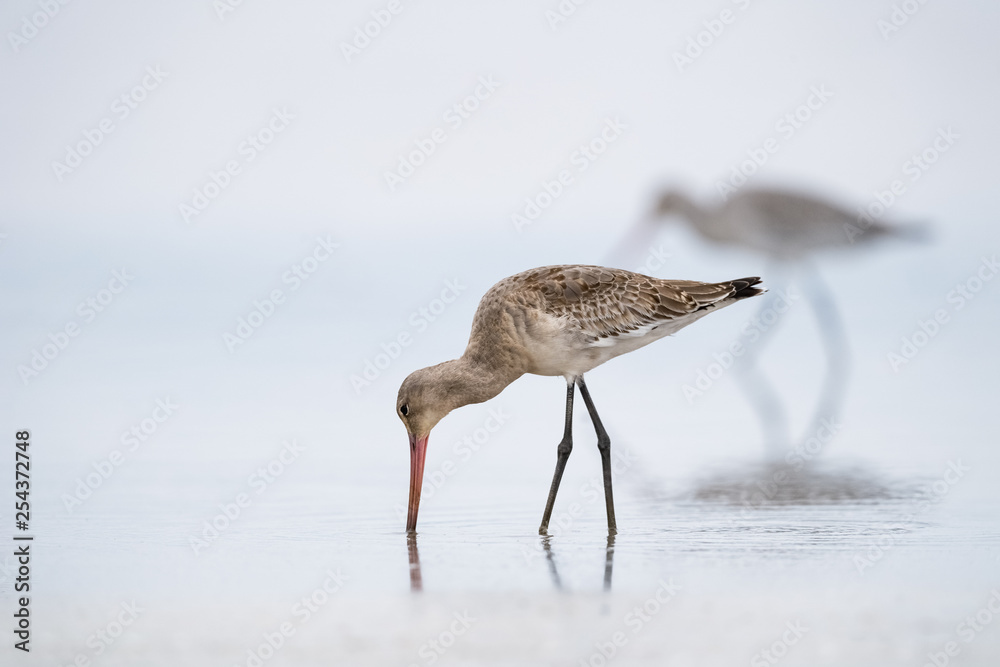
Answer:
397;362;467;533
396;365;455;441
651;189;704;225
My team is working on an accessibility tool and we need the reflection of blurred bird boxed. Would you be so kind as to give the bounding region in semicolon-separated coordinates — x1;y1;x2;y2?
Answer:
397;265;764;535
613;186;926;458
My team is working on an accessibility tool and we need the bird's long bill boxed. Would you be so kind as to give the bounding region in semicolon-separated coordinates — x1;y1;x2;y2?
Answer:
406;433;429;533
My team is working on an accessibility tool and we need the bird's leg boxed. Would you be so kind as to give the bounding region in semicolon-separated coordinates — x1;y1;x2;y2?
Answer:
743;261;790;355
577;377;617;535
733;351;791;458
733;264;793;457
539;380;575;535
800;263;850;455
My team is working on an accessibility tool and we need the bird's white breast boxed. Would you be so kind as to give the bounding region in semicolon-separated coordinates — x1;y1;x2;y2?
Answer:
517;310;707;379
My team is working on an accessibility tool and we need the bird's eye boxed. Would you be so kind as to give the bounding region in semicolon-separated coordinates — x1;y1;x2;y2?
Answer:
400;404;409;416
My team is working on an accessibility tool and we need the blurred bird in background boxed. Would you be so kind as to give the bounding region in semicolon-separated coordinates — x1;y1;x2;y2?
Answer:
612;186;928;459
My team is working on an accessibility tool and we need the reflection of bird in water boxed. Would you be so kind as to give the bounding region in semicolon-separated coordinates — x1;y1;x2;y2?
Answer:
397;265;764;535
541;533;616;594
407;533;422;592
613;187;926;457
406;527;615;594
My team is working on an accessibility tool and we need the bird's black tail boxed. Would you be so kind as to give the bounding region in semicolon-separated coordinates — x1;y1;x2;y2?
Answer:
730;276;766;300
882;221;932;244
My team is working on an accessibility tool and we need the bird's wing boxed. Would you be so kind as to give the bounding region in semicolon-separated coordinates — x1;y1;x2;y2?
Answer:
511;265;760;345
749;190;855;226
734;189;861;247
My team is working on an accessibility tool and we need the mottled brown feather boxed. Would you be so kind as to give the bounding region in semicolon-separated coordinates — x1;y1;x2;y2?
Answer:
475;265;760;345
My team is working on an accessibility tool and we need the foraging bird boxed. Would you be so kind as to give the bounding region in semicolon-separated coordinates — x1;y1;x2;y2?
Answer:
615;186;925;455
397;265;764;534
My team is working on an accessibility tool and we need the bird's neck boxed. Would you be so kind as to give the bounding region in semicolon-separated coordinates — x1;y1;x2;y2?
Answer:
433;301;527;412
427;329;526;413
438;355;520;411
671;194;731;243
672;193;707;225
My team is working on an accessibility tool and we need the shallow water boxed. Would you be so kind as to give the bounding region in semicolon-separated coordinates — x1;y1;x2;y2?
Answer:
3;229;999;665
12;452;998;666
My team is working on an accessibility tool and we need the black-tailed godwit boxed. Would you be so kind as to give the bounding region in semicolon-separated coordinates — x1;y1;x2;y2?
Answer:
397;265;764;534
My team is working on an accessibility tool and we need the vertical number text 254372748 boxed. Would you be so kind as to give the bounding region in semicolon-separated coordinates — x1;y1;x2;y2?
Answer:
14;430;32;652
